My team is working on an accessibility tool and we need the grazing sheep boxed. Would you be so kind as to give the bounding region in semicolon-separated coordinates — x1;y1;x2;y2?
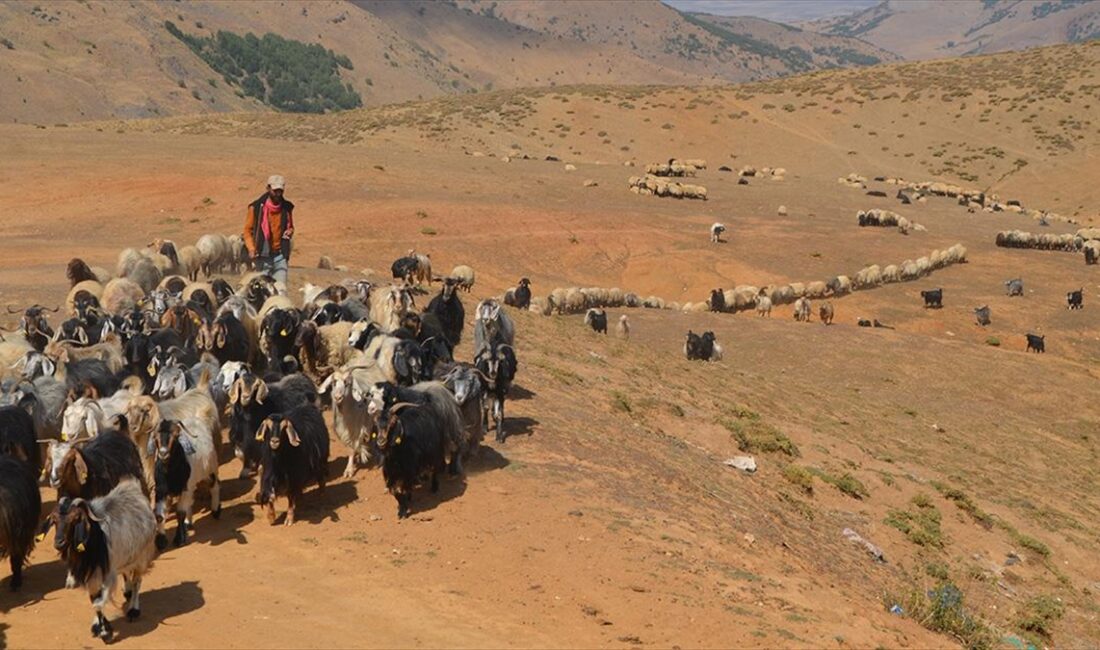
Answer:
65;280;104;317
1005;279;1024;297
793;297;811;322
196;234;231;277
805;281;828;300
974;305;991;326
0;455;40;590
51;478;157;642
67;258;102;287
826;275;852;296
819;301;834;325
101;278;145;316
450;265;475;293
177;245;202;281
584;308;608;334
616;314;630;339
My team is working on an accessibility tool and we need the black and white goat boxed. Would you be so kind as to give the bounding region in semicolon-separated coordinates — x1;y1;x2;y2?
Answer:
51;478;157;642
474;342;517;444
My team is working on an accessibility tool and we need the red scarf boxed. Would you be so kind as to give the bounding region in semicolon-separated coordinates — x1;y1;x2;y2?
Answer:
261;197;282;241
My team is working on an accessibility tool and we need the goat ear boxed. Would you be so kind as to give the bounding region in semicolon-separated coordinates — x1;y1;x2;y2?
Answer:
253;381;268;405
83;383;99;400
228;378;243;405
43;357;56;377
283;420;301;447
173;372;187;397
318;374;333;394
85;410;99;437
77;326;89;346
73;452;89;485
214;323;226;348
255;419;271;442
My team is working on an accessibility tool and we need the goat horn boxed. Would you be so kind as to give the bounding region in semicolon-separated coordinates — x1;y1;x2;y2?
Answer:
6;305;22;314
389;401;418;414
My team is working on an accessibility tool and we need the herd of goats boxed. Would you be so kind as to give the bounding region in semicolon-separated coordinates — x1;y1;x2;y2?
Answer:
0;186;1092;641
0;238;524;642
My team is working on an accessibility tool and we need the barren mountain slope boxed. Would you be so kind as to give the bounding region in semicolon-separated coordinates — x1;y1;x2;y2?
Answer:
121;40;1100;211
452;0;898;79
0;0;904;125
813;0;1100;60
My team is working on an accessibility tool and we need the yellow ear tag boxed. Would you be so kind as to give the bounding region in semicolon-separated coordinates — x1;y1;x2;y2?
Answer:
76;542;86;553
394;436;402;445
61;433;69;442
147;363;157;375
280;329;288;336
255;430;265;441
35;533;46;542
370;432;376;439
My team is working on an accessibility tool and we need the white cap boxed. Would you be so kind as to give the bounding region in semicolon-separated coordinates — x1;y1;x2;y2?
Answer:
267;175;286;190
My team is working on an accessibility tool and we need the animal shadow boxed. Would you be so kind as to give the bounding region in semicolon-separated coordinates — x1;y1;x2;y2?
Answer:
466;445;510;475
125;580;205;639
293;480;359;525
0;557;71;610
503;416;538;440
407;476;467;518
509;384;536;400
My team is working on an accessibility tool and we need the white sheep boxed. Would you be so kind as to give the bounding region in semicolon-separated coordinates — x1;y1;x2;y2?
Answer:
450;265;476;293
755;294;772;317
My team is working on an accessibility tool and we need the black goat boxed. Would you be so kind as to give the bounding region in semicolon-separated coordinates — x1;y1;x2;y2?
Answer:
210;278;235;306
56;317;100;346
1067;288;1084;310
709;289;726;313
0;455;41;590
584;308;608;334
205;311;250;364
227;373;318;477
1085;247;1098;265
1026;334;1045;353
475;342;517;443
684;330;714;361
377;404;447;520
512;278;532;310
256;406;329;526
426;279;465;347
8;304;58;352
67;258;98;286
920;288;943;308
391;256;419;284
0;406;40;475
261;308;301;374
46;427;147;514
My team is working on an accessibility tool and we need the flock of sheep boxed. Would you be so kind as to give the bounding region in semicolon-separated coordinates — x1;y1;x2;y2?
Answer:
995;228;1100;263
0;236;530;642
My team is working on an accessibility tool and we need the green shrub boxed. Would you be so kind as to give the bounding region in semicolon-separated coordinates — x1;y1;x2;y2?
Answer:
718;409;799;457
1018;595;1064;639
164;21;361;113
782;465;814;494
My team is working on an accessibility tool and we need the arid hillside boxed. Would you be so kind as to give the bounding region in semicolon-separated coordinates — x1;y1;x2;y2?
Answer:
118;39;1100;211
0;0;897;125
811;0;1100;59
0;38;1099;648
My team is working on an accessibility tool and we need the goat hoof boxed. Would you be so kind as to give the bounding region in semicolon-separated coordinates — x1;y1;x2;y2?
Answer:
212;505;222;520
126;608;141;622
91;622;101;637
9;577;21;591
154;533;168;552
